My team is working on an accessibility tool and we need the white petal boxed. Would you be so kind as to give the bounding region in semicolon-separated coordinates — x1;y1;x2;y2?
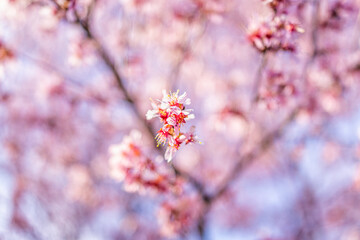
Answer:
130;130;142;141
146;110;158;120
160;102;170;109
183;109;193;115
110;168;126;181
168;135;176;145
165;147;176;162
169;106;181;114
186;114;195;120
178;134;186;141
184;98;191;105
167;116;177;126
151;101;158;109
178;92;187;101
162;89;170;102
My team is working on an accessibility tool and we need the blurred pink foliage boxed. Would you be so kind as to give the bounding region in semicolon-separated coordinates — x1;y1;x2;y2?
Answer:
1;0;360;239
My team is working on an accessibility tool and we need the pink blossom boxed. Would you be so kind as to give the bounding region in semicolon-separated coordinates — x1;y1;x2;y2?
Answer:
109;130;176;193
147;90;200;162
248;15;304;53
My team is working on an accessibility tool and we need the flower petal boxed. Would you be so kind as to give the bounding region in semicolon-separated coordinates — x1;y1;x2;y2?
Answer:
146;109;158;120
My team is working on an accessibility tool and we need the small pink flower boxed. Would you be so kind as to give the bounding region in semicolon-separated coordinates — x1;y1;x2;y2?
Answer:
165;135;186;162
155;125;173;147
184;126;201;145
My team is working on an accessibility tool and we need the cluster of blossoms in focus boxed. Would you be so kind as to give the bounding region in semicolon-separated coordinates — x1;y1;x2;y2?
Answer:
146;90;200;162
109;130;180;194
108;90;202;236
248;15;304;53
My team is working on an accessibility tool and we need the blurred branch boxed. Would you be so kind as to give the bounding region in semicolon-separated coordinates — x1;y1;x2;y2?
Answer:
282;136;322;240
193;108;299;240
191;82;301;236
295;179;322;240
310;0;320;58
252;53;268;103
302;0;320;90
85;0;98;23
168;13;208;90
292;1;323;231
70;5;208;197
209;108;299;201
19;51;82;87
202;0;322;220
9;142;43;240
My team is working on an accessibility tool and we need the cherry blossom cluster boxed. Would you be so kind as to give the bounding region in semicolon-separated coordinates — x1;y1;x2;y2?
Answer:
108;131;202;237
258;71;296;110
108;130;180;194
146;90;200;162
248;15;304;53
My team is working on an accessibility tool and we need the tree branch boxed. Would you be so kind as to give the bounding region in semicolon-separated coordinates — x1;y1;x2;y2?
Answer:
209;108;299;201
71;6;208;198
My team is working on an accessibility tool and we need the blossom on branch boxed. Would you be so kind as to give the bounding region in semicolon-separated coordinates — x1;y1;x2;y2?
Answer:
248;15;304;53
108;130;177;194
146;90;200;162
